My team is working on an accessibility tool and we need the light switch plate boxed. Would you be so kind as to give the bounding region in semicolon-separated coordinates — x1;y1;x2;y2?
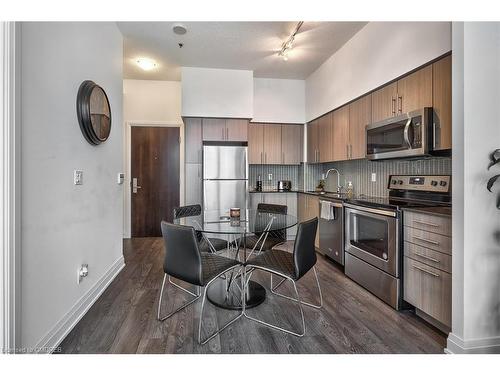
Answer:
268;173;273;181
371;173;376;182
117;172;124;185
74;170;83;185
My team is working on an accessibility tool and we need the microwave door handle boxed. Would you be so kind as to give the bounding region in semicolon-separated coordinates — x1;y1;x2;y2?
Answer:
403;118;413;149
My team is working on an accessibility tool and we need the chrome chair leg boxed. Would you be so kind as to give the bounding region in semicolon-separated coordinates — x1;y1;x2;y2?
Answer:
198;265;244;345
270;266;323;309
157;274;201;321
243;265;305;337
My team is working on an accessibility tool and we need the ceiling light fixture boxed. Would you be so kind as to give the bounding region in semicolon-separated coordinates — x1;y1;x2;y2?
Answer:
173;24;187;35
278;21;303;61
136;58;157;71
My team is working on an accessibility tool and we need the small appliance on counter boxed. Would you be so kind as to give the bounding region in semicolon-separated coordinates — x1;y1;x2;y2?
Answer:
277;180;292;191
255;175;263;192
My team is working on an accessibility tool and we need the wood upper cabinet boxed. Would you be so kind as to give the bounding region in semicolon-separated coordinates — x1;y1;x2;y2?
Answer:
318;113;333;162
349;95;371;160
281;124;303;164
184;117;202;163
307;119;319;163
332;106;349;161
432;55;452;151
371;82;397;122
226;118;248;141
248;123;264;164
263;124;282;164
202;118;248;141
202;118;226;141
397;64;433;114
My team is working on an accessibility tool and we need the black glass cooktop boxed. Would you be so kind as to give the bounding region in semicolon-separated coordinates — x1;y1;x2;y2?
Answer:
346;195;451;211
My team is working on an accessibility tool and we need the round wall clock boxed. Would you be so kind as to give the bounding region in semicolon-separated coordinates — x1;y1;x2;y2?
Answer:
76;80;112;145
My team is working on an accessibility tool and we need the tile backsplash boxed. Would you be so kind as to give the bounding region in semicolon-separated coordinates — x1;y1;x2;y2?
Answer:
303;157;452;197
249;165;300;191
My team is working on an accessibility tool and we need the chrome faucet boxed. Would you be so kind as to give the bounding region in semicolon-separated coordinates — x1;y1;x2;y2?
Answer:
325;168;342;194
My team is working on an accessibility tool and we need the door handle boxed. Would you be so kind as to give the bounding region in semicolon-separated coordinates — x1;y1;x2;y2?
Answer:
403;118;413;149
350;144;353;159
132;178;142;194
412;264;440;278
398;95;403;114
413;251;440;263
391;97;396;115
412;236;439;246
226;127;229;140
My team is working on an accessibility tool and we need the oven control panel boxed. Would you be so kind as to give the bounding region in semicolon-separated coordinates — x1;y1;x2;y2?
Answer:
388;175;451;193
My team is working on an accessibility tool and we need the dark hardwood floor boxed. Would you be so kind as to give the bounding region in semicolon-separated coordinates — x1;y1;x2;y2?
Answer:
58;238;446;354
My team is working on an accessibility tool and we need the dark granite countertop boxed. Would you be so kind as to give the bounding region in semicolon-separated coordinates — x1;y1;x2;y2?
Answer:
401;206;452;217
248;189;299;194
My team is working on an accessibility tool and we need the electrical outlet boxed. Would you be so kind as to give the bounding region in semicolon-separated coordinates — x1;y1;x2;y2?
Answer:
77;264;89;284
117;172;124;185
371;173;377;182
268;173;273;181
74;170;83;185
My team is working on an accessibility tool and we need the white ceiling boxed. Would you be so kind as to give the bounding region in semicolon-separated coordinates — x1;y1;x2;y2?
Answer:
117;22;367;81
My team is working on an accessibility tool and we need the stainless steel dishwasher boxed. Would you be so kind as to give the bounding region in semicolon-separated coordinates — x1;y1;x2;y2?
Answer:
318;199;344;265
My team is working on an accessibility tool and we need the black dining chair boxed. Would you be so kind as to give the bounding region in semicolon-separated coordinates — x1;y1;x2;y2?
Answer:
158;221;243;344
173;204;227;253
243;217;322;336
241;203;288;257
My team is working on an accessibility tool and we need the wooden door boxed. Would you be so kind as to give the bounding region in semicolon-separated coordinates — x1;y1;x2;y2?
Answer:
397;64;433;114
248;123;264;164
184;117;202;163
432;55;452;150
281;124;303;164
202;118;226;141
263;124;282;164
307;120;319;163
131;126;180;237
318;113;333;162
332;105;350;161
226;118;248;141
371;82;397;122
349;95;371;160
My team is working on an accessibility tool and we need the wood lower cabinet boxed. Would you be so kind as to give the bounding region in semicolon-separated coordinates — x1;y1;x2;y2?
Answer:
202;118;248;142
371;82;398;122
397;64;433;114
403;210;452;331
184;118;202;163
298;193;319;248
432;55;452;151
281;124;303;164
248;123;264;164
332;106;349;161
185;163;202;205
348;94;371;160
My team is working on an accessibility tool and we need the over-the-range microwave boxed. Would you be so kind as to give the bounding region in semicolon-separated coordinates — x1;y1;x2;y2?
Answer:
366;107;433;160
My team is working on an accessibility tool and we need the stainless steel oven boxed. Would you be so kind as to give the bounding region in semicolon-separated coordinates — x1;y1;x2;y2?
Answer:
344;204;401;309
366;108;432;160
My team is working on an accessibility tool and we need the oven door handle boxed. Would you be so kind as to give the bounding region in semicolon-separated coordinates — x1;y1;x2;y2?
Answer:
403;118;413;149
344;203;397;218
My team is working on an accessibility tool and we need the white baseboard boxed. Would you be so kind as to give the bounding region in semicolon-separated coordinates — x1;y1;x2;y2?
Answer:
446;332;500;354
34;256;125;353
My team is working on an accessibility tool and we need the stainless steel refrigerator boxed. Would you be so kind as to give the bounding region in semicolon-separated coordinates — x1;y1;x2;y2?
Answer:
203;143;248;212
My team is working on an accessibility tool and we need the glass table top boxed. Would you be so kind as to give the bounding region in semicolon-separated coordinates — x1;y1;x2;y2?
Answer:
173;209;298;235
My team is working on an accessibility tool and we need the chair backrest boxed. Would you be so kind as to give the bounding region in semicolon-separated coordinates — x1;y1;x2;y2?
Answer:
173;204;202;219
161;221;203;286
293;217;318;280
256;203;288;240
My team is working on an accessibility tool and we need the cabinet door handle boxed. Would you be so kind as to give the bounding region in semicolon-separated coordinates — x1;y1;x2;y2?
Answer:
398;95;403;114
412;265;440;278
350;144;353;159
413;252;440;263
222;128;225;140
412;236;439;246
346;144;349;159
391;97;396;115
412;220;440;228
226;127;229;140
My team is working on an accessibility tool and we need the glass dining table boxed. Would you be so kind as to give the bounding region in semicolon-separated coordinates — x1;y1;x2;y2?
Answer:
173;208;298;310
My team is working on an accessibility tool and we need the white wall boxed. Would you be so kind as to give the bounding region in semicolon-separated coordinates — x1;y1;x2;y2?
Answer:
123;79;181;124
21;22;124;349
181;67;253;118
447;22;500;354
252;78;305;124
305;22;452;121
122;79;184;238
